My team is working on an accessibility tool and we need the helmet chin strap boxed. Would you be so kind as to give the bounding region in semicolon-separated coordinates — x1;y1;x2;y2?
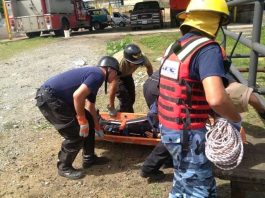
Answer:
104;67;110;94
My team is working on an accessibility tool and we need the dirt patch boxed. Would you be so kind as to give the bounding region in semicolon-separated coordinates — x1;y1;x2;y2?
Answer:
0;33;230;198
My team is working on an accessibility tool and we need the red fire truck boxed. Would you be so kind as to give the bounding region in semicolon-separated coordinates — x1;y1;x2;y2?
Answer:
169;0;190;27
7;0;92;38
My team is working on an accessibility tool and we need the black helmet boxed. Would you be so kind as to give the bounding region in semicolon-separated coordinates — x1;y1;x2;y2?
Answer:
124;44;145;65
98;56;121;75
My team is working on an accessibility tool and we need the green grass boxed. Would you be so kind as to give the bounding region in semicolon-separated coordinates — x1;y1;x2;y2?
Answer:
0;36;59;60
106;35;133;55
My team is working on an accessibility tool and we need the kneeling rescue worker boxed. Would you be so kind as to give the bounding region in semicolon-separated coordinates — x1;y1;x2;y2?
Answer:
107;44;153;115
35;56;121;179
157;0;241;197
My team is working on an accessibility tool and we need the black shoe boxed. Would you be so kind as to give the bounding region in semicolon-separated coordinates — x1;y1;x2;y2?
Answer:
83;154;110;169
139;169;165;180
58;167;84;180
162;162;174;169
258;112;265;121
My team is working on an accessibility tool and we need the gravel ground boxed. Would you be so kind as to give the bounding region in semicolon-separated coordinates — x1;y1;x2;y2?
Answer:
0;32;231;198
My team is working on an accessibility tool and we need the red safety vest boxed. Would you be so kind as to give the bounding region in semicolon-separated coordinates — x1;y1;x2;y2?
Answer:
158;36;218;130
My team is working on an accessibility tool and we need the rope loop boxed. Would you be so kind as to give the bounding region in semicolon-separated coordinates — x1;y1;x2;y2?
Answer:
205;118;244;170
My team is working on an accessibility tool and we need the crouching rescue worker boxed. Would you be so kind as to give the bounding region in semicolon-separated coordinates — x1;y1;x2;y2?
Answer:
107;44;153;115
35;56;121;180
157;0;242;197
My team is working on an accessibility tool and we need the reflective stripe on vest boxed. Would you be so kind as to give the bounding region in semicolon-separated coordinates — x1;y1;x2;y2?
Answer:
158;36;216;130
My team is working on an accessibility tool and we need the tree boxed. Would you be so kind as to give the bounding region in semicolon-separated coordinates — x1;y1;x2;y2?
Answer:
0;1;3;16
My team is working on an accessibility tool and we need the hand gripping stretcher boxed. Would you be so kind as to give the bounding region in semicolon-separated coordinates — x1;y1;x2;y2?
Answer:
98;112;160;146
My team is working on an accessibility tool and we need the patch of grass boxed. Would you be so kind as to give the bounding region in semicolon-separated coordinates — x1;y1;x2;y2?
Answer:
32;119;52;131
137;32;179;68
106;36;133;55
216;26;265;69
148;183;163;197
2;121;20;130
138;32;177;53
0;36;59;60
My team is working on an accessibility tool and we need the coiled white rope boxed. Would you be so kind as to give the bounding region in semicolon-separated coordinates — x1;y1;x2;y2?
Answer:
205;118;244;170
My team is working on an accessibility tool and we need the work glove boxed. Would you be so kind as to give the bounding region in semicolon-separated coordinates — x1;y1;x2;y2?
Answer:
95;129;104;138
76;115;89;137
107;104;117;117
95;125;104;138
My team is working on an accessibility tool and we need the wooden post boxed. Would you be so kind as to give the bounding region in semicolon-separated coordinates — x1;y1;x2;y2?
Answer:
2;0;13;40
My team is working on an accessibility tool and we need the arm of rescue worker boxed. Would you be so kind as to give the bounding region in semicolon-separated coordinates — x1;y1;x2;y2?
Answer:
202;76;241;122
144;56;153;76
108;78;118;108
73;84;90;137
73;84;90;118
85;98;101;130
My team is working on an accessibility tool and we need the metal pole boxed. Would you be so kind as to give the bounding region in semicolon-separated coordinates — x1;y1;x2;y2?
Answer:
2;0;13;40
248;0;264;88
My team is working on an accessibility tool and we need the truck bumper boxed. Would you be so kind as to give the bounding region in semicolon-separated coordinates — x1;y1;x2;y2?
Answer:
130;22;162;29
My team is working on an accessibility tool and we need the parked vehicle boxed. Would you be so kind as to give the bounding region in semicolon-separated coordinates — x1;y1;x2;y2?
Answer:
8;0;92;38
111;12;130;27
87;8;111;30
130;1;164;30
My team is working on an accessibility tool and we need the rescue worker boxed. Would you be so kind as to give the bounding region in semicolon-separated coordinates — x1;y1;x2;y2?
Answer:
107;44;153;115
35;56;121;180
158;0;242;196
140;68;265;180
140;70;172;180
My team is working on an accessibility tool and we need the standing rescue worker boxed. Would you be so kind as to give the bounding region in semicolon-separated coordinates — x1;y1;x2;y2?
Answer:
107;44;153;115
140;69;265;181
35;56;121;180
158;0;241;197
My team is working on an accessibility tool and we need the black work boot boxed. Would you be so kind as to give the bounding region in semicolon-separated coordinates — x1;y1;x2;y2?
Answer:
58;167;84;180
57;149;84;180
139;169;165;181
162;158;173;169
83;154;110;169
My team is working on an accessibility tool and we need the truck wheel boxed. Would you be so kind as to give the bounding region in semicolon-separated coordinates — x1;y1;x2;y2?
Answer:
54;18;70;36
93;22;101;30
119;22;125;27
72;28;79;31
26;32;41;38
160;22;164;29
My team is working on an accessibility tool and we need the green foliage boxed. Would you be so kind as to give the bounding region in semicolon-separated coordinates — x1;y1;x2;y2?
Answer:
139;32;177;52
215;26;265;73
138;32;178;63
106;36;132;55
0;1;3;15
0;36;58;60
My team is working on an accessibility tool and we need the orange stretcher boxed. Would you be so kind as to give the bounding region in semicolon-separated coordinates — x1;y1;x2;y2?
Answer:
97;112;247;146
98;112;160;146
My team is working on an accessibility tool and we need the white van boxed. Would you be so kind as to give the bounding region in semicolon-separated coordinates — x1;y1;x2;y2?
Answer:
111;12;130;27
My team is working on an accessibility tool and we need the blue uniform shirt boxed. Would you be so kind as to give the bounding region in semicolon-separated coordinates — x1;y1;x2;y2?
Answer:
42;66;104;105
179;32;226;81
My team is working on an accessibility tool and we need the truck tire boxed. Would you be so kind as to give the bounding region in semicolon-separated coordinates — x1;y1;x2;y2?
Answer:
160;21;164;29
119;22;125;27
93;22;101;30
54;18;70;36
72;28;79;31
26;32;41;38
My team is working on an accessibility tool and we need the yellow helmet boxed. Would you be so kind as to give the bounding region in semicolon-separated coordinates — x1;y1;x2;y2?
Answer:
177;0;229;37
178;0;230;26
